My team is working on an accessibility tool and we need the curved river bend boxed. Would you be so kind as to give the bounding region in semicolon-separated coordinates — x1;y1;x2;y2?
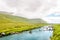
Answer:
0;26;53;40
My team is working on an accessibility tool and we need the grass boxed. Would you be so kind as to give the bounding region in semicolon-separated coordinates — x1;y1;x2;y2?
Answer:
51;24;60;40
0;22;46;36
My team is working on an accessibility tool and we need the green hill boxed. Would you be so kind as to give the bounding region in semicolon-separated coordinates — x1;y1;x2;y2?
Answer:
0;12;27;23
0;11;46;36
29;19;46;23
0;11;46;23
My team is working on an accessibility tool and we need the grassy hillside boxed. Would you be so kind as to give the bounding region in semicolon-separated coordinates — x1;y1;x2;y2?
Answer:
0;11;46;23
0;12;27;23
29;19;46;23
0;11;46;36
51;24;60;40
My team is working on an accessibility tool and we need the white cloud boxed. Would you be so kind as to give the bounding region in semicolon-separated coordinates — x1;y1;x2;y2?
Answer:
0;0;16;12
3;0;57;18
43;17;60;23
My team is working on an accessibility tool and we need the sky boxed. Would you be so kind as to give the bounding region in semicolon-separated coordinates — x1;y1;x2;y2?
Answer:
0;0;60;23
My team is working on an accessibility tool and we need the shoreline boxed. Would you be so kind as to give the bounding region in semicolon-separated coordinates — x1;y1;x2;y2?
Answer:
0;26;43;38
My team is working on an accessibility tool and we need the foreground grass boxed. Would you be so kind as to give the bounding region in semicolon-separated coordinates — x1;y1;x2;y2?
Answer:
51;24;60;40
0;22;46;36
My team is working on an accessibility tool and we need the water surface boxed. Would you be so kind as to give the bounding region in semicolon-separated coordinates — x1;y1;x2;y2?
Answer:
0;26;53;40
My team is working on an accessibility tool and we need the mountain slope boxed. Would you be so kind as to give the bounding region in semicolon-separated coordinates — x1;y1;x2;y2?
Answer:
0;11;46;23
29;19;46;23
0;11;46;36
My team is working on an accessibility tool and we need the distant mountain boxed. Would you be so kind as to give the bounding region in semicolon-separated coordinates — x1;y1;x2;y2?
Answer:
29;19;46;23
0;11;46;23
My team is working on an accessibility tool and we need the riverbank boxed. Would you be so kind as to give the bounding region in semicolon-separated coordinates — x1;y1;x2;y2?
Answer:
0;26;53;40
0;23;46;37
51;24;60;40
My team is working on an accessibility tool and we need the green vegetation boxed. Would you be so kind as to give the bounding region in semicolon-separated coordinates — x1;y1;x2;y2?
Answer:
0;11;46;23
51;24;60;40
0;23;45;35
0;11;46;36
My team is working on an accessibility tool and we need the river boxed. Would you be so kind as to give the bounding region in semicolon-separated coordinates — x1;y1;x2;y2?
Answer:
0;26;53;40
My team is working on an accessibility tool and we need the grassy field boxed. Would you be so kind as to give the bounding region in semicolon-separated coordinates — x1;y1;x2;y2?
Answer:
51;24;60;40
0;22;46;36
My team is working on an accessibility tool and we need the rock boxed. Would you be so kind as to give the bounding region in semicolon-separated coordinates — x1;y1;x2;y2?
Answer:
29;31;32;34
1;32;5;36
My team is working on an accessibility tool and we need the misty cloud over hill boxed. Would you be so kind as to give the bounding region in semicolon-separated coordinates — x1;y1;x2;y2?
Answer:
0;0;57;19
0;0;60;23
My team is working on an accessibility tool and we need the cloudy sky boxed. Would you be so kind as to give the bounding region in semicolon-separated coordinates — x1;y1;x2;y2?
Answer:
0;0;60;23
